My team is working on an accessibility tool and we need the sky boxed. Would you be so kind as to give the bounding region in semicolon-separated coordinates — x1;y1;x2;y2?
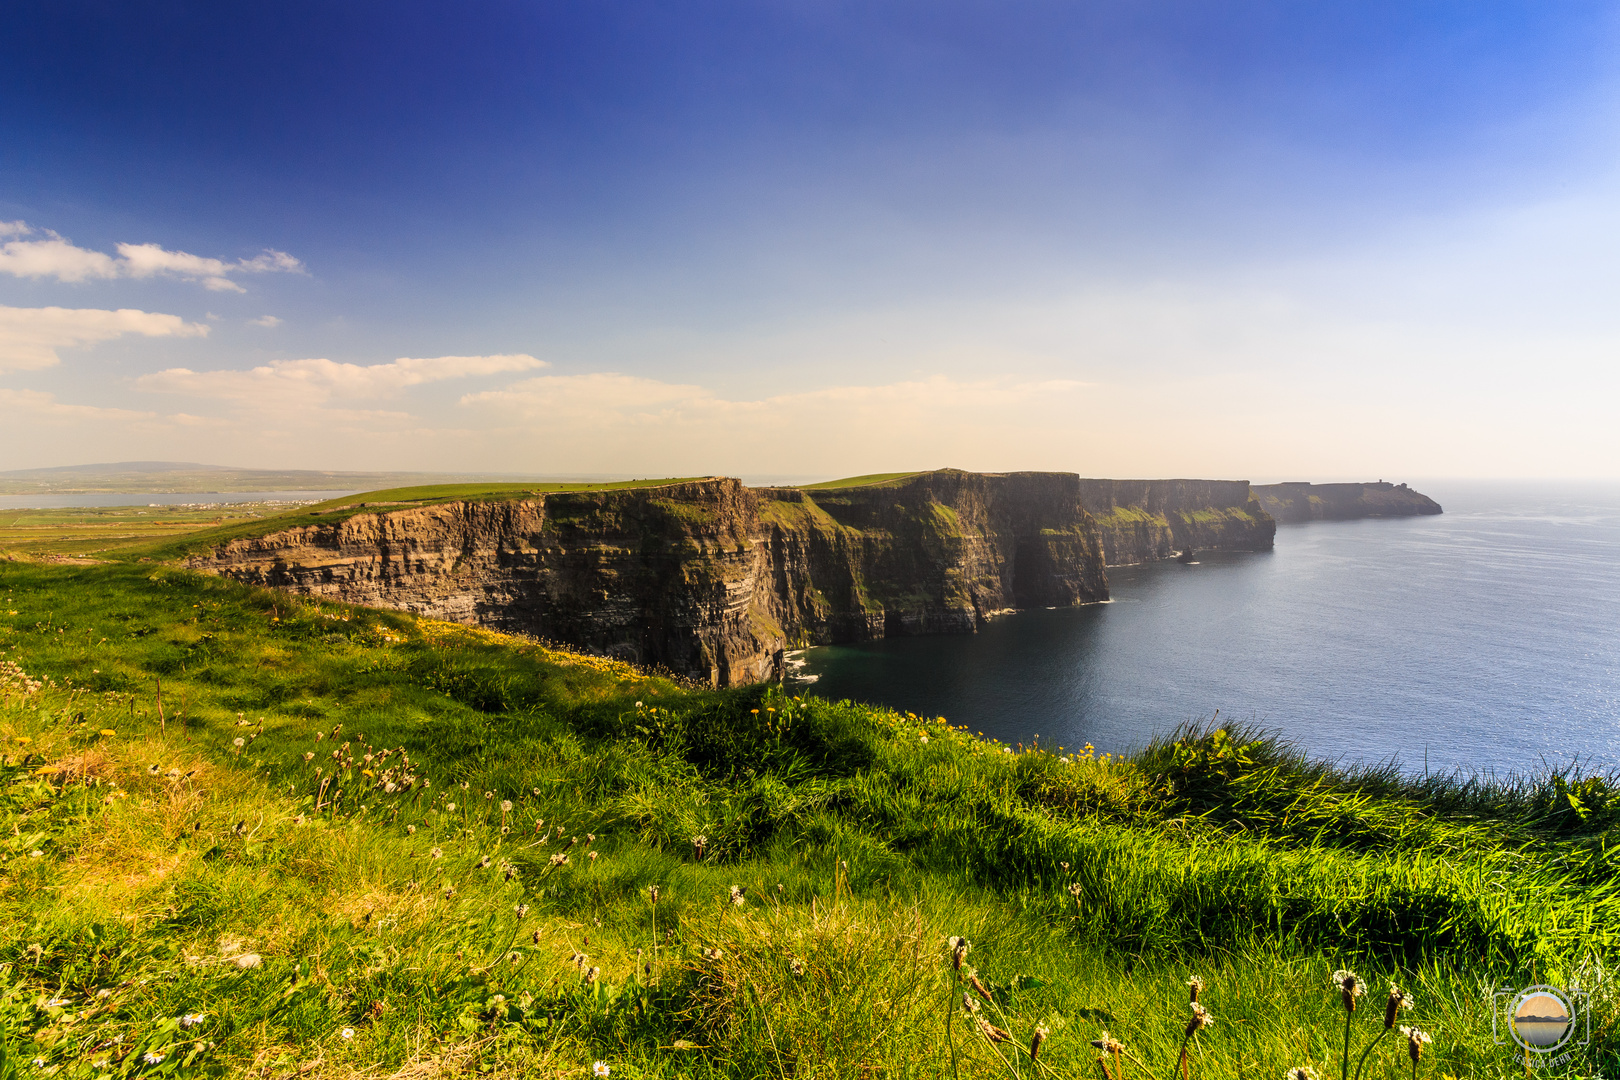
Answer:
2;0;1619;482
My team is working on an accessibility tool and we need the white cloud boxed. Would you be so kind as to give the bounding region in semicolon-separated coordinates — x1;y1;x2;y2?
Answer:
249;315;282;327
0;222;304;291
0;305;209;372
0;388;156;423
138;353;547;405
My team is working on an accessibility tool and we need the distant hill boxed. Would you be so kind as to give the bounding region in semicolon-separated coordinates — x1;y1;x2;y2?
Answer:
0;461;617;495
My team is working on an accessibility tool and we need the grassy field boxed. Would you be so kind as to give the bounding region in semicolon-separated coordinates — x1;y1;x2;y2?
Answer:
795;472;925;490
0;465;551;497
2;557;1617;1078
0;507;286;560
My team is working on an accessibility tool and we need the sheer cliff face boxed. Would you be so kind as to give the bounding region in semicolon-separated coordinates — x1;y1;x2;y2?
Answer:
1076;479;1277;566
188;471;1110;686
1251;482;1443;523
757;471;1109;646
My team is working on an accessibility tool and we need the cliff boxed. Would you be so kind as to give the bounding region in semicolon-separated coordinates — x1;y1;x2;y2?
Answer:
1251;482;1442;523
187;471;1110;687
1075;479;1276;566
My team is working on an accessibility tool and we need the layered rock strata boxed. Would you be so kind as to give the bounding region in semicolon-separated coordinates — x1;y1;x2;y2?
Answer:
1075;479;1276;566
1251;482;1442;522
189;471;1113;687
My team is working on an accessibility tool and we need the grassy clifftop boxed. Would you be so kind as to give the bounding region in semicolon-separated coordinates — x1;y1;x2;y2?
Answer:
103;478;717;565
1;560;1617;1077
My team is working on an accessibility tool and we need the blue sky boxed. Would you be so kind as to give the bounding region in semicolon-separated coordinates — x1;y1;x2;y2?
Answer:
2;1;1618;479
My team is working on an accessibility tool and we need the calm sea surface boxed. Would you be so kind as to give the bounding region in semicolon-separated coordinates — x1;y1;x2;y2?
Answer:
796;482;1620;774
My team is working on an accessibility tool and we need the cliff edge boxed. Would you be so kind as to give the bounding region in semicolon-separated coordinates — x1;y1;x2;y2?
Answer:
187;470;1114;686
1251;482;1442;523
1076;479;1275;566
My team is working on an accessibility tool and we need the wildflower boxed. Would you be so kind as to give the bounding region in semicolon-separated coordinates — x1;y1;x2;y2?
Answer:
692;834;707;859
1189;976;1205;1003
446;802;456;812
584;965;600;983
340;1027;355;1040
484;790;493;800
1384;983;1413;1029
701;947;725;961
549;852;570;867
143;1052;165;1065
1332;969;1364;1014
587;849;597;860
234;953;262;969
1184;1002;1214;1037
444;887;456;899
532;787;541;796
919;733;929;744
515;903;530;917
729;884;745;907
961;991;980;1013
501;799;512;813
1401;1026;1431;1065
1091;1033;1125;1055
592;1063;611;1078
180;1012;205;1028
478;855;492;869
44;997;70;1008
1068;881;1082;903
504;863;519;880
948;936;969;971
790;957;805;976
586;833;595;842
233;737;245;749
406;824;416;835
1284;1068;1320;1080
430;847;443;859
1030;1024;1049;1062
148;764;161;775
648;884;660;904
569;951;587;968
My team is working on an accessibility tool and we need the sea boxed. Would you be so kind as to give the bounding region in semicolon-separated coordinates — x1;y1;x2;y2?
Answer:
795;482;1620;776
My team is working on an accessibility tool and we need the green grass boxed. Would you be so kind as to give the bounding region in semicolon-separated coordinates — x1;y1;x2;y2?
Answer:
1;561;1617;1078
0;507;280;559
105;478;716;564
794;472;924;490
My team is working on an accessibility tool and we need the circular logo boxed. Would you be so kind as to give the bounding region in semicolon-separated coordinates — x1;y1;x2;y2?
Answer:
1510;987;1575;1053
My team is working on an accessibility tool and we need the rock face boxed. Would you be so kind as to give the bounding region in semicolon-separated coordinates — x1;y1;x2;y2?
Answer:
189;470;1112;686
1075;479;1276;566
1251;482;1442;523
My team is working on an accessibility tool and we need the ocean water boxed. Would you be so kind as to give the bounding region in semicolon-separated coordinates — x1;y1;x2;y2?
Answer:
795;482;1620;775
